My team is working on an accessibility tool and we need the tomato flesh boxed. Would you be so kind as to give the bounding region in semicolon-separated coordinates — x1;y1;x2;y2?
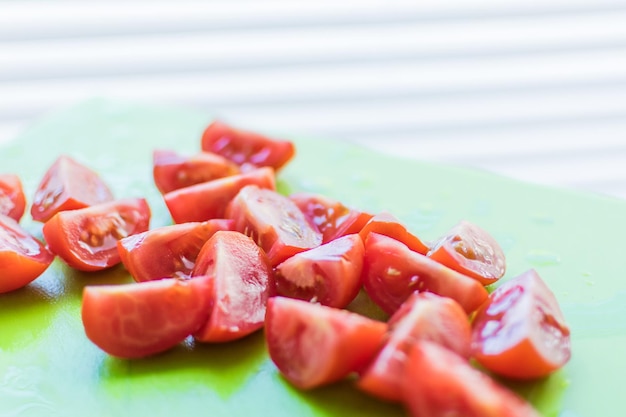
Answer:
428;220;506;285
471;269;571;380
153;149;240;194
0;215;54;293
43;198;151;271
275;234;364;308
31;155;114;222
357;292;471;402
191;231;273;342
164;167;275;223
402;340;541;417
81;277;213;358
362;232;488;315
265;296;387;390
289;192;373;243
0;174;26;222
226;185;322;266
359;212;429;255
117;219;233;282
201;120;295;171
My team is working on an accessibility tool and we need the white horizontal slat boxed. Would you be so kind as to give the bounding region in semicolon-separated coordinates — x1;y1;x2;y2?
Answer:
572;180;626;200
470;150;626;187
2;11;626;81
1;0;625;41
357;121;626;162
196;87;626;136
2;48;626;120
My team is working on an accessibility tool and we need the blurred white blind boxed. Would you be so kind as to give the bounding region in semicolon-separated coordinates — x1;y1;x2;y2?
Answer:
1;0;626;198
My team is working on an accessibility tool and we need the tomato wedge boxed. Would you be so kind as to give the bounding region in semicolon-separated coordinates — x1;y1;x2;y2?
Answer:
275;234;364;308
0;174;26;222
226;185;322;266
362;232;488;315
289;192;373;243
359;212;429;255
0;215;54;293
117;219;233;282
471;269;571;380
201;120;295;171
265;296;387;390
43;198;151;272
191;231;273;342
164;167;275;223
357;292;471;402
428;220;506;285
81;277;213;358
31;155;114;222
153;149;240;194
402;341;541;417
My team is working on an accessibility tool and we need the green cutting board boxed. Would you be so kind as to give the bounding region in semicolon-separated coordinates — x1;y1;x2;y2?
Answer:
1;99;624;417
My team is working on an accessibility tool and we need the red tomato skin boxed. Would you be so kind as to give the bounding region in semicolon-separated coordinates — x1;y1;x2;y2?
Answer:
471;269;571;380
274;234;364;308
43;198;151;272
31;155;114;222
265;296;387;390
117;219;234;282
152;149;240;194
427;220;506;285
163;167;275;223
289;192;373;243
402;341;541;417
191;231;274;342
226;185;322;266
81;276;213;358
201;120;295;171
357;292;471;402
0;174;26;222
0;215;54;293
362;233;488;315
359;212;429;255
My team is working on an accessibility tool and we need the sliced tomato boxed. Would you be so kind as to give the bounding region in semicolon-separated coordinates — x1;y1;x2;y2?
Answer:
471;269;571;380
0;174;26;222
191;231;273;342
402;341;541;417
201;120;295;171
362;232;488;315
0;215;54;293
265;296;387;390
428;220;506;285
357;292;471;402
153;149;240;194
164;167;275;223
81;276;213;358
31;155;114;222
117;219;233;282
226;185;322;266
289;192;373;243
359;212;429;255
274;234;364;308
43;198;151;272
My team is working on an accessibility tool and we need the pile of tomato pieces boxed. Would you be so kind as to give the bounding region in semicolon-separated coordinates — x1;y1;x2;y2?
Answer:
0;120;572;417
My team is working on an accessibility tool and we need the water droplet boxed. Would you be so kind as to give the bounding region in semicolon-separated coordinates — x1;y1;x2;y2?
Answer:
526;250;561;266
472;200;491;217
585;280;595;286
531;214;555;225
403;205;443;233
350;173;373;187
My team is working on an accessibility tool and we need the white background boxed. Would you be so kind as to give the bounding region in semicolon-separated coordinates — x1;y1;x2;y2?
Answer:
2;0;626;199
